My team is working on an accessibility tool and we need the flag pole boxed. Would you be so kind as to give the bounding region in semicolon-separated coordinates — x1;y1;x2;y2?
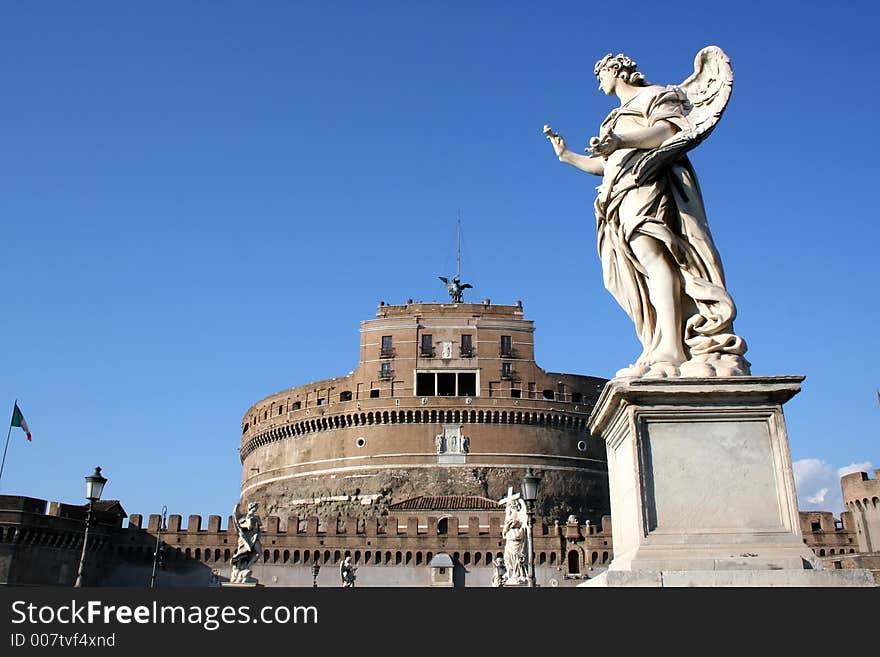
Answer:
0;399;17;488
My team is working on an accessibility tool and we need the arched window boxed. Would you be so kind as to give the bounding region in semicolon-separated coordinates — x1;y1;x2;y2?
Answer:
568;550;580;574
437;518;448;535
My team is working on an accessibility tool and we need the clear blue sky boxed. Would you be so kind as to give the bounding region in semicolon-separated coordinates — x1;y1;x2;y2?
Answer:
1;1;877;520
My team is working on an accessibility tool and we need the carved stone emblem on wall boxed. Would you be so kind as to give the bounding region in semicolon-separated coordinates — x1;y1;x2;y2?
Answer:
441;341;453;359
435;424;469;463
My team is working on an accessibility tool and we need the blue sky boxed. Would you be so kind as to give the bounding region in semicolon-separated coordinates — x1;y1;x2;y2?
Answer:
1;1;877;520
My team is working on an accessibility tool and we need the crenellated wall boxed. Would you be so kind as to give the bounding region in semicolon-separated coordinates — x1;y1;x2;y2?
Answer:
2;494;877;586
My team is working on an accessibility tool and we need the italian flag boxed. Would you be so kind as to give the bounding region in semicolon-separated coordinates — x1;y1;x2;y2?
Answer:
11;403;31;441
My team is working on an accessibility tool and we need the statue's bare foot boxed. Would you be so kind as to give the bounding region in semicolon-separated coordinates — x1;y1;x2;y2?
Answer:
678;359;715;377
615;363;650;378
713;354;751;376
643;361;680;378
678;354;751;377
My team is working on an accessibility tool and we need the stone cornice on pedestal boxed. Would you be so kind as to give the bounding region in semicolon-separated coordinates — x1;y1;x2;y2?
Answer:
589;376;805;437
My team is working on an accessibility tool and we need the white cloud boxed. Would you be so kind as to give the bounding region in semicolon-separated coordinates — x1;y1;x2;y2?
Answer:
806;488;828;504
792;458;844;513
837;461;873;478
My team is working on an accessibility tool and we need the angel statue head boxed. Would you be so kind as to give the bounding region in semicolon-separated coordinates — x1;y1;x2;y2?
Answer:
593;53;648;93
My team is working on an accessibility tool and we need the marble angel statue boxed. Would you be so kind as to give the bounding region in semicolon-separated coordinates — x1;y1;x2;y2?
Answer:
544;46;749;379
230;501;262;584
339;556;357;587
500;494;529;585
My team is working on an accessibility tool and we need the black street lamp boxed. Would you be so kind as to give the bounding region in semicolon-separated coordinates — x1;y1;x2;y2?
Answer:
520;467;541;588
150;505;167;589
311;562;321;588
74;467;107;588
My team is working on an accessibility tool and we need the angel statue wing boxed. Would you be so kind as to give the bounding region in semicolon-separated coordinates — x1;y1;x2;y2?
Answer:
631;45;733;185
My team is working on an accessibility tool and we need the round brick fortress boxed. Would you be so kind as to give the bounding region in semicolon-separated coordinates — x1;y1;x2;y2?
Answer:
239;300;610;523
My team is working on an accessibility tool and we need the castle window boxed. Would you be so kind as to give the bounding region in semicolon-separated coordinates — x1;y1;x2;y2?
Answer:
416;373;436;396
316;398;326;406
437;373;456;396
278;406;283;415
501;362;513;380
458;372;476;396
572;392;583;403
528;383;536;399
421;334;434;357
381;335;393;358
811;521;821;532
542;389;554;400
511;388;521;398
370;389;380;399
292;401;301;410
500;335;512;357
340;391;352;402
415;370;478;397
380;362;393;380
460;334;473;357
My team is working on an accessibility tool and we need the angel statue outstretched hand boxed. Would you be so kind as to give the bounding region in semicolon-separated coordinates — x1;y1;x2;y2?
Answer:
544;47;749;379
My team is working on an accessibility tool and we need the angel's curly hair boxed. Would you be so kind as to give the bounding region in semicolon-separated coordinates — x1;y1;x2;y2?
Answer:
594;53;648;86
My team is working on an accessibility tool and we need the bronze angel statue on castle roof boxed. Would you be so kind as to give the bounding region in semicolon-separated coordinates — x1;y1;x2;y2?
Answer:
544;46;749;379
439;274;472;303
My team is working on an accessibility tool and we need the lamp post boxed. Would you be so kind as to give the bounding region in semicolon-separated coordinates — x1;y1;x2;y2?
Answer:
150;505;167;589
311;562;321;588
74;467;107;588
520;467;541;588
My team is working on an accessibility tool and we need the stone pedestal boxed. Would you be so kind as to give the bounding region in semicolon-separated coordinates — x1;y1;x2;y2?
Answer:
584;376;873;587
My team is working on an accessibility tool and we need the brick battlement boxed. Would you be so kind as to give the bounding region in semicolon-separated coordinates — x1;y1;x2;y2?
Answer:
374;300;524;319
842;469;880;504
123;511;613;538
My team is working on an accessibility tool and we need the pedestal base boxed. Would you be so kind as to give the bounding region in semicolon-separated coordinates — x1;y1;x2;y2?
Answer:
580;569;875;587
587;376;873;586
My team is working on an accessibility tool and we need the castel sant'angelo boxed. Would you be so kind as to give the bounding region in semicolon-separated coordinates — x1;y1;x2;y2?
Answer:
239;292;609;527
